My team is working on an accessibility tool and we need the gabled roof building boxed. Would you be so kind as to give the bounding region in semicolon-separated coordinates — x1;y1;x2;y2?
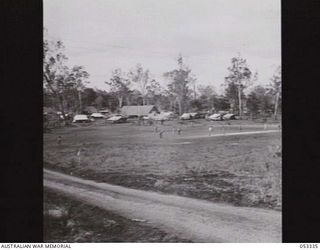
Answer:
121;105;160;117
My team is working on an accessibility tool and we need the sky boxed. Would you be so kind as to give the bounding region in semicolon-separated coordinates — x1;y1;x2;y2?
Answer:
44;0;281;94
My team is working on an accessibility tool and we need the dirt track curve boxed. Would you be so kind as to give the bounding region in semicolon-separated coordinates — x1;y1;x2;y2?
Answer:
44;169;281;243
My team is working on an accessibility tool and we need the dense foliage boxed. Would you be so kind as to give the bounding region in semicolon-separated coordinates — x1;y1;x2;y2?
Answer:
43;35;281;120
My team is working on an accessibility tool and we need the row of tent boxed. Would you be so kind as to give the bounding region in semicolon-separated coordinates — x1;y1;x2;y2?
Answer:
72;112;236;123
207;113;237;121
72;112;174;123
44;105;237;123
180;112;236;121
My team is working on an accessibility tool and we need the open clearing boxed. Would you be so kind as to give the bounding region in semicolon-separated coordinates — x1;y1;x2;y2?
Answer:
44;119;281;210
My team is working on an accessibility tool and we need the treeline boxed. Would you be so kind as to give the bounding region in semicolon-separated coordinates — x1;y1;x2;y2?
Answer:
44;35;281;121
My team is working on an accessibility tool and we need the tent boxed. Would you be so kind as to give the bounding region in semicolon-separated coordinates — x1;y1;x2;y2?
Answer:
73;114;90;123
223;114;236;120
91;113;106;118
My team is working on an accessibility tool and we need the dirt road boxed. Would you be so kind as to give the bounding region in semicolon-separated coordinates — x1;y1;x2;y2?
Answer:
178;129;280;140
44;169;281;243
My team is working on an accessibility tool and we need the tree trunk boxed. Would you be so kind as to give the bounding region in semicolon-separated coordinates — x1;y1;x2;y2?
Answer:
211;96;215;111
178;99;182;115
118;96;123;109
58;95;68;125
108;99;112;110
78;90;82;114
274;92;280;120
142;96;146;106
238;84;242;119
126;96;131;106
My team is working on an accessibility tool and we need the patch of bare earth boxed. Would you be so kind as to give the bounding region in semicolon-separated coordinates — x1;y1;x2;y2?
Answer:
44;188;191;242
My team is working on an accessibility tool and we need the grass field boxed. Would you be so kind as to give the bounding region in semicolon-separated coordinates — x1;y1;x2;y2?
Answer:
44;119;281;210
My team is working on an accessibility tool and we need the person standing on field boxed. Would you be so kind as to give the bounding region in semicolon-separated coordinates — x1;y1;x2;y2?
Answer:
208;126;213;136
57;136;62;145
172;127;176;136
159;130;165;138
177;128;181;135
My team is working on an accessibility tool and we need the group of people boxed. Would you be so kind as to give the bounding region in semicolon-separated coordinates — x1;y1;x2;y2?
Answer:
155;126;182;139
155;125;215;139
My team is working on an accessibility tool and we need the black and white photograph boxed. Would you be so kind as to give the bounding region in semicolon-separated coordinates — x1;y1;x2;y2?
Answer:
43;0;281;243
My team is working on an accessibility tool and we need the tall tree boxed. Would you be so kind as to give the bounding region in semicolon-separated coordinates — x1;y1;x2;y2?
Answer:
43;39;68;118
94;95;105;110
163;89;178;113
146;79;164;106
128;64;150;105
197;84;216;110
190;99;203;111
163;55;195;115
214;95;231;111
128;89;143;105
66;65;90;113
268;66;281;120
82;88;97;107
224;55;255;118
43;38;89;120
246;91;260;119
105;68;131;109
198;84;215;97
96;89;118;111
246;85;274;119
